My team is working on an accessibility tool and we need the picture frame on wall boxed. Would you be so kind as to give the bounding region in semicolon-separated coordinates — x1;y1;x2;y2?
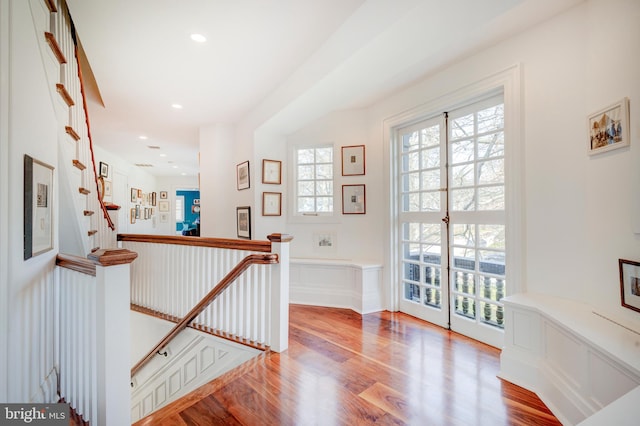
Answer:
588;97;630;155
131;188;138;203
158;200;170;212
619;258;640;313
151;192;157;206
237;161;250;190
24;155;54;260
99;161;109;178
262;192;282;216
262;159;282;184
341;145;365;176
130;208;136;224
342;184;366;214
236;206;251;239
104;180;112;197
160;191;168;199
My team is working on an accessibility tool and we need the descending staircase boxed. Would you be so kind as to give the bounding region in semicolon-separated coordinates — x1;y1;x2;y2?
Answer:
130;311;261;422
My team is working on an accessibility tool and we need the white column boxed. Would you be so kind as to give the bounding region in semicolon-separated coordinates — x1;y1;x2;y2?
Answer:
89;249;137;426
267;234;292;352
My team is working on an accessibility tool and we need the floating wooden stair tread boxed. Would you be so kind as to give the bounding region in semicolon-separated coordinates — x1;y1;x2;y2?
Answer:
44;32;66;64
83;210;94;216
65;126;80;141
78;187;90;195
88;230;98;236
56;84;74;107
44;0;57;13
72;159;86;170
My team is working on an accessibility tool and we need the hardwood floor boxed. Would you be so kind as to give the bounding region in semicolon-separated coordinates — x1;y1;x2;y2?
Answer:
134;305;561;426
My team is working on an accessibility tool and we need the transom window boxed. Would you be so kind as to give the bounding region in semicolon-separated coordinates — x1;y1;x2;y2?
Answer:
295;146;333;214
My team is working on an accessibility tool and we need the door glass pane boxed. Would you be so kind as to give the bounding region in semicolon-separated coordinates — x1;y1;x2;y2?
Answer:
451;164;474;187
451;188;475;211
478;133;504;158
477;159;504;185
451;139;474;164
450;113;474;140
478;185;504;210
421;191;440;211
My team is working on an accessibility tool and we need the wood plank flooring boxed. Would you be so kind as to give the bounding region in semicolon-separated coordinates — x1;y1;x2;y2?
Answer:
134;305;561;426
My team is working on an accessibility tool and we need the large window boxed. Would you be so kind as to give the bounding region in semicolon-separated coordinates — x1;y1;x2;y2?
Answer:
295;146;334;215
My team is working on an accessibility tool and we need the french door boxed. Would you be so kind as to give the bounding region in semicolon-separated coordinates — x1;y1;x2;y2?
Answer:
397;94;506;347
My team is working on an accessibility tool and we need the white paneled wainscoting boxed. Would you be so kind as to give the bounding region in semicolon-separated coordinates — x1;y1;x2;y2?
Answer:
499;293;640;425
290;258;384;314
130;311;260;422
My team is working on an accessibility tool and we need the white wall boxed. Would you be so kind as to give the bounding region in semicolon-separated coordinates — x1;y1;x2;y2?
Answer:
283;109;384;261
155;175;200;235
0;0;10;401
363;0;640;320
2;0;60;402
94;146;160;235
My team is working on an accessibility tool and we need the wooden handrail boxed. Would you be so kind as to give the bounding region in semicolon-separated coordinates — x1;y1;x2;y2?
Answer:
56;253;96;276
118;233;273;253
130;253;279;377
56;249;138;276
74;43;115;231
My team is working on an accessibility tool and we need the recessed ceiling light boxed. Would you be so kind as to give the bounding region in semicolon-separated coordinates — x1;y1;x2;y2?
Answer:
171;104;183;109
190;34;206;43
147;145;161;150
181;173;187;176
172;165;178;169
160;153;167;157
139;135;148;140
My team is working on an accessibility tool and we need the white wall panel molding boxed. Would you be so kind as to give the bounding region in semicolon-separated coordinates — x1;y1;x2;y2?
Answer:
499;293;640;425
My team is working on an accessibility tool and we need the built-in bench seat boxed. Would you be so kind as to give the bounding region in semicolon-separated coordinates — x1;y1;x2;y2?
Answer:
499;293;640;425
289;258;383;314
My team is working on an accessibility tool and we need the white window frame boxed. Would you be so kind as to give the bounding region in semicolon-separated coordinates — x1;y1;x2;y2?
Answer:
383;64;523;312
288;143;339;224
175;195;185;223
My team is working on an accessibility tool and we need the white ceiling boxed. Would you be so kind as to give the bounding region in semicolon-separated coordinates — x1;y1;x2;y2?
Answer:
66;0;583;177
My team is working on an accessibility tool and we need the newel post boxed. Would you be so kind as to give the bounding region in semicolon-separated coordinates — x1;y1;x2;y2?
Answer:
88;248;138;426
267;233;293;352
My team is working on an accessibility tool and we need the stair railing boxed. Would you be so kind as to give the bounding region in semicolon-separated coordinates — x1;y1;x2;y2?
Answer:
130;252;278;377
120;233;293;378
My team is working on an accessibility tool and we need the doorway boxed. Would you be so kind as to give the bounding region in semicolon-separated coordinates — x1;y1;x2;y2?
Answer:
396;93;506;347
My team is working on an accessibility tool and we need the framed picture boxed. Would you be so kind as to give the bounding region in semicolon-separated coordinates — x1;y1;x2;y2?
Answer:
131;188;138;203
588;97;630;155
159;212;169;223
191;205;201;213
99;161;109;177
237;161;250;190
24;155;54;260
104;180;112;197
160;191;168;199
619;259;640;313
236;206;251;239
342;145;365;176
313;232;337;254
130;208;136;224
342;184;366;214
135;204;141;219
193;198;200;205
262;192;282;216
137;189;142;199
158;200;170;212
151;192;157;206
262;159;282;184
